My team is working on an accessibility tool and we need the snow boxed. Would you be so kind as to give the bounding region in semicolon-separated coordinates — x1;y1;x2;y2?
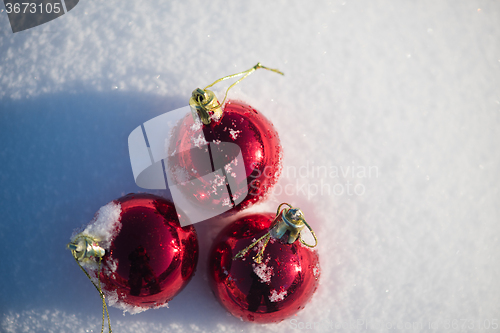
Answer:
1;0;500;332
252;258;274;284
269;289;287;303
77;201;122;251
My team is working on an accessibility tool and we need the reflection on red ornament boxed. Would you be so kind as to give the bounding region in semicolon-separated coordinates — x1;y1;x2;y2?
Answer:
208;209;320;323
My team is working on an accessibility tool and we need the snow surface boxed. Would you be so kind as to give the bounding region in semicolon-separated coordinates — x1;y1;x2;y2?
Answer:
1;0;500;332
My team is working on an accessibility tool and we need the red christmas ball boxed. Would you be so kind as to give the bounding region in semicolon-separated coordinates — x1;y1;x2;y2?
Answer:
167;100;282;216
207;211;320;323
73;193;199;314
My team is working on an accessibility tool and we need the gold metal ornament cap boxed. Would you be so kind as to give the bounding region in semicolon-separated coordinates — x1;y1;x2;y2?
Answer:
189;88;223;125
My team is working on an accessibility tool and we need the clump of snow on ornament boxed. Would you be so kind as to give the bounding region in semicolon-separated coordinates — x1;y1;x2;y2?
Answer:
269;289;287;302
81;202;121;245
192;134;207;148
229;128;241;140
252;257;273;283
313;263;321;279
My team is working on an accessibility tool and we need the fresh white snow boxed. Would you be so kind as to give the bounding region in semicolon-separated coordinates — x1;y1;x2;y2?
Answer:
1;0;499;332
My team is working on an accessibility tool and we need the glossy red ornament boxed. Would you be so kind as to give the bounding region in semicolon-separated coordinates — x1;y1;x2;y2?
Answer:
207;211;320;323
72;193;199;314
168;99;282;214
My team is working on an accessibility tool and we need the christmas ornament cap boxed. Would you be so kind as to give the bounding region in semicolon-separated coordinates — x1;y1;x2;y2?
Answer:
233;203;318;264
189;88;222;125
270;206;306;243
68;234;105;262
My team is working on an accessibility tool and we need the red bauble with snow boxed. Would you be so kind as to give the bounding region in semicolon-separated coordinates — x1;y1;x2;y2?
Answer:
73;193;199;314
168;100;282;214
207;208;320;323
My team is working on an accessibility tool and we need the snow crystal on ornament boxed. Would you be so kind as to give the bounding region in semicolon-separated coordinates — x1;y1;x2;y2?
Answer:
105;289;169;315
105;257;118;273
192;134;207;148
252;257;273;284
105;290;119;308
313;263;320;278
79;201;122;251
190;117;202;131
224;165;237;178
229;128;241;140
269;289;287;302
210;174;226;193
222;198;231;207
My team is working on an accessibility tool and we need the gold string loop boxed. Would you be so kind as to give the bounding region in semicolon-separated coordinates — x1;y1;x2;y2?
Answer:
299;219;318;248
190;63;284;125
68;235;112;333
203;62;284;107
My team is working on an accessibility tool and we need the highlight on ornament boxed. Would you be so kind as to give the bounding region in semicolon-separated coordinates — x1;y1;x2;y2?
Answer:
128;63;284;225
208;203;320;323
68;193;199;331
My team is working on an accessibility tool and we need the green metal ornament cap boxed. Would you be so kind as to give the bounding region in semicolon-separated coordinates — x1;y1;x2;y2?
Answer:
233;203;318;264
67;234;105;262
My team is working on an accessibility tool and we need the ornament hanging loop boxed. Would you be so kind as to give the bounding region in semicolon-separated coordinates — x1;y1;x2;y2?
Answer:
203;62;284;107
233;203;317;263
298;218;318;248
190;62;284;125
68;234;112;333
